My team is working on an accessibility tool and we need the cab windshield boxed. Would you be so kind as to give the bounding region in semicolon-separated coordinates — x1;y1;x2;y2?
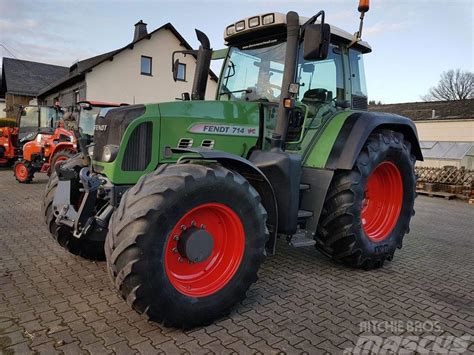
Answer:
218;40;345;112
79;106;101;136
20;106;62;130
219;41;286;102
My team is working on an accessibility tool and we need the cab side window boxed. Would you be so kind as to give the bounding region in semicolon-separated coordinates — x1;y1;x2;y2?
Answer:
349;49;368;109
297;45;344;119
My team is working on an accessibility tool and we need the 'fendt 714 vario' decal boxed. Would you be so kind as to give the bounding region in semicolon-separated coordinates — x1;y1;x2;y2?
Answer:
188;123;258;137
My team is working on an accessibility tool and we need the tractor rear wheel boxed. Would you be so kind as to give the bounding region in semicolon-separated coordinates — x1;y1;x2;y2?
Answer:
105;163;268;328
14;160;34;183
42;154;105;260
50;149;74;175
316;130;416;269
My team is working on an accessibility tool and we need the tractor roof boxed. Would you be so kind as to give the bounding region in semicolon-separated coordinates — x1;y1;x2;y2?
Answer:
224;12;372;53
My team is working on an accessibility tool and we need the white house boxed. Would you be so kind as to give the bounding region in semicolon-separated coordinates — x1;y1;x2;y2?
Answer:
39;21;218;106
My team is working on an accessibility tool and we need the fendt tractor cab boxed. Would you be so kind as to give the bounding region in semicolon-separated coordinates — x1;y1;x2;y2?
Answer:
45;0;422;328
13;105;77;183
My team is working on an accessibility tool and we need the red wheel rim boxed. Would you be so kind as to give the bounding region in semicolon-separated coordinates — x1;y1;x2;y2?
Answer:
165;203;245;297
15;163;28;181
361;161;403;241
54;155;69;166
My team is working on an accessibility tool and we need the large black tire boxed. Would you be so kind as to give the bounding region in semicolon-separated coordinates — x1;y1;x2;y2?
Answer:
316;129;416;269
105;163;268;328
42;154;105;260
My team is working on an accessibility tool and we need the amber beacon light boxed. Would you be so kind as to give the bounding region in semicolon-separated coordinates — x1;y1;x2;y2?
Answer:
358;0;370;13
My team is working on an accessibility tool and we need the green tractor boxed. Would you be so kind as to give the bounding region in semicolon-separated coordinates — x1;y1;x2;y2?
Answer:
44;1;422;328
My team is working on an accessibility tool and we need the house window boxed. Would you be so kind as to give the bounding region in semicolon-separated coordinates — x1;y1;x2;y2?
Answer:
176;63;186;81
141;56;152;75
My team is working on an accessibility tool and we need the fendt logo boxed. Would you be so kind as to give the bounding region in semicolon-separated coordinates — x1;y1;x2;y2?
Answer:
94;125;107;132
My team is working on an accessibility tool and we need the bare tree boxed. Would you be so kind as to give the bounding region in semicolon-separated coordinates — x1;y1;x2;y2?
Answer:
423;69;474;101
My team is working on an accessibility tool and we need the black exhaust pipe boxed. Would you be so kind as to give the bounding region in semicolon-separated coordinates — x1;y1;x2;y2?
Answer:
273;11;300;148
191;30;212;100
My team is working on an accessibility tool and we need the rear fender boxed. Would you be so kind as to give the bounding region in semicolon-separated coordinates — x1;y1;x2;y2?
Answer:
172;148;279;254
49;142;76;163
325;112;423;170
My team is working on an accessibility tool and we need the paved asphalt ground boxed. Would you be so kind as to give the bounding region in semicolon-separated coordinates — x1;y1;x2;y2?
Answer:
0;168;473;354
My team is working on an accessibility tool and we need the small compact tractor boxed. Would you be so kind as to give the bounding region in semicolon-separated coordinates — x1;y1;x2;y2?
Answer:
13;105;76;183
45;0;422;328
14;101;123;183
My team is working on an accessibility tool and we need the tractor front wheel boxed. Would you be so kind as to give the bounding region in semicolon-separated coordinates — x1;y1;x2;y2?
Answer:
105;163;268;328
316;130;416;269
14;160;34;183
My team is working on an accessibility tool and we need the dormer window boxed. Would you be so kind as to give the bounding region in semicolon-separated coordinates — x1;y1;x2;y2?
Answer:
141;56;152;76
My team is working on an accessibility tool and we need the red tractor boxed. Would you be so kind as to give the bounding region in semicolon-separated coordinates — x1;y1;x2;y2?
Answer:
13;105;76;183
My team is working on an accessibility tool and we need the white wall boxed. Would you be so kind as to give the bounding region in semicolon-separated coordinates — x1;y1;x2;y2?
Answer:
0;100;5;118
415;119;474;142
85;28;218;104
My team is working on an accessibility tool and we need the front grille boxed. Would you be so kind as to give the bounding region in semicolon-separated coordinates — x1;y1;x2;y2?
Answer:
122;122;153;171
93;105;146;162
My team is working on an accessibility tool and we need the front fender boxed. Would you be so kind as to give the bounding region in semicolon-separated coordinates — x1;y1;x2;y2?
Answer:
324;112;423;170
172;148;279;254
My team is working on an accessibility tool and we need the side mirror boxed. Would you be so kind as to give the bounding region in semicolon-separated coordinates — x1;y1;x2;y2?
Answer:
303;24;331;61
172;59;180;82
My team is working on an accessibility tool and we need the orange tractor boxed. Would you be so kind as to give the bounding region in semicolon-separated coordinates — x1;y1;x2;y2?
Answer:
13;105;76;183
13;101;123;183
0;126;18;167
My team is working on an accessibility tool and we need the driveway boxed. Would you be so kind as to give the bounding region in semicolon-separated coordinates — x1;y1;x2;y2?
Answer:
0;169;473;354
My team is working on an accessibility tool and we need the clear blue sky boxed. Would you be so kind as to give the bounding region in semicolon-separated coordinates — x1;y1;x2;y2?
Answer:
1;0;472;103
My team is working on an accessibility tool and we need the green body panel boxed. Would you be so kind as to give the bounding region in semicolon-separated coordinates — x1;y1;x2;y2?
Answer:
302;111;353;168
94;101;261;184
158;101;260;163
93;97;355;184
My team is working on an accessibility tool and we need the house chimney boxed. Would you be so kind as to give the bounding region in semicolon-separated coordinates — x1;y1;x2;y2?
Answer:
133;20;148;42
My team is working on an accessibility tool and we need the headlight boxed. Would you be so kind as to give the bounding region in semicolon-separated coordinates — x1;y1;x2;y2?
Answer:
87;144;95;158
262;13;275;25
248;16;260;28
226;25;236;36
235;21;245;32
102;145;119;162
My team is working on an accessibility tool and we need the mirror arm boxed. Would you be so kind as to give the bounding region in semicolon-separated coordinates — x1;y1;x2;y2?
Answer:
301;10;325;38
171;49;198;73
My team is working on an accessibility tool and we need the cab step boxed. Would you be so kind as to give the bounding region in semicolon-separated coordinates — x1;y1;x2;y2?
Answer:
289;231;316;248
297;209;313;219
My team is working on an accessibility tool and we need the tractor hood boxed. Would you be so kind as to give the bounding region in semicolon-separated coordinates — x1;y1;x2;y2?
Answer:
92;101;262;184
